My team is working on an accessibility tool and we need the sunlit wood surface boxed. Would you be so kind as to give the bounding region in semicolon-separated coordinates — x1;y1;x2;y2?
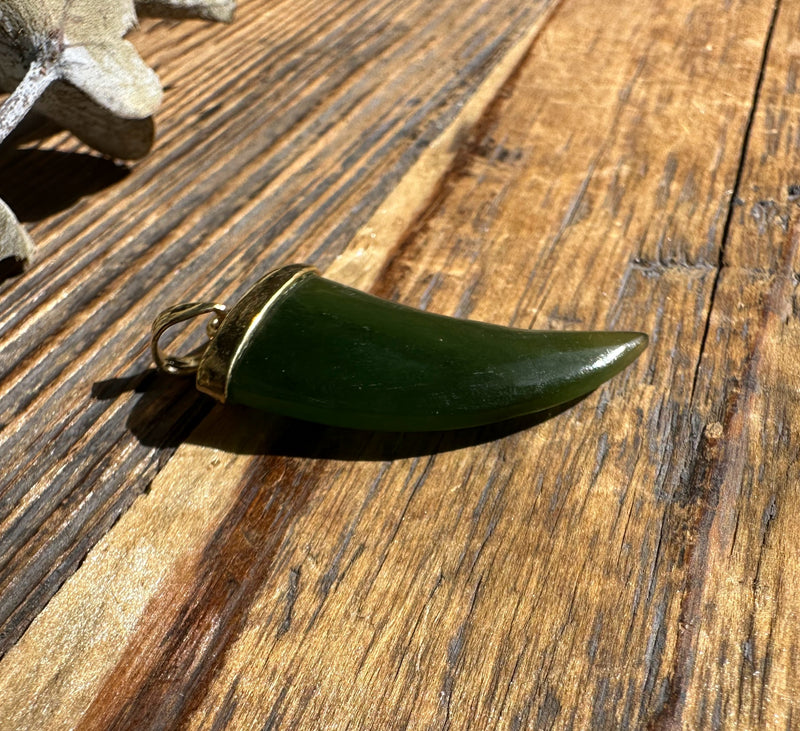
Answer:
2;0;800;727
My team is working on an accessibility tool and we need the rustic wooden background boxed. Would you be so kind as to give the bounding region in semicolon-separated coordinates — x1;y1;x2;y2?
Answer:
2;0;799;727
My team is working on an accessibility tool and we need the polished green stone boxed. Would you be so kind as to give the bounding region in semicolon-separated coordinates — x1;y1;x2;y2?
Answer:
226;273;647;431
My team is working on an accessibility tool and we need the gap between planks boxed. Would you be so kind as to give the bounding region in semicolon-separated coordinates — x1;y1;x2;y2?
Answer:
685;0;783;412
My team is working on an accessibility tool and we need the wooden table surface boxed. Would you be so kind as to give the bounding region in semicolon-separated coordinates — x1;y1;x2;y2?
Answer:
2;0;800;728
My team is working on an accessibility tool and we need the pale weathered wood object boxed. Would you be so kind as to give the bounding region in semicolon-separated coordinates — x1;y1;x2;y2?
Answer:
1;0;799;728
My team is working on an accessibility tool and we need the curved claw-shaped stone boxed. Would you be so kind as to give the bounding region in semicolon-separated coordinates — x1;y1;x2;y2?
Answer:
191;265;648;431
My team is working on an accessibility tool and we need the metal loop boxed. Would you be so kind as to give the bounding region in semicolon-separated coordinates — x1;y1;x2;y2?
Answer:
151;302;228;376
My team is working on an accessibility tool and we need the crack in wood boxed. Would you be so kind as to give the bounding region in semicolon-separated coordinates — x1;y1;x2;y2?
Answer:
687;0;783;408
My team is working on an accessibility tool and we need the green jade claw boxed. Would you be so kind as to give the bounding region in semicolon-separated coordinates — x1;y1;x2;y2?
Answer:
152;265;648;431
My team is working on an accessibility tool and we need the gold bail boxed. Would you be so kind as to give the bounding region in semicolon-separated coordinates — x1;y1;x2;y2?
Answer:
151;302;228;376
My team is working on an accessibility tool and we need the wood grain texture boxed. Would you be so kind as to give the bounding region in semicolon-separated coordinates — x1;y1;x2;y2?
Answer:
1;0;799;728
0;0;555;658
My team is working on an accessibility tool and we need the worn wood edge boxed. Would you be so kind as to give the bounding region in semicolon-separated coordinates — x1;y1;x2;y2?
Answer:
0;7;560;727
0;412;257;729
325;1;560;290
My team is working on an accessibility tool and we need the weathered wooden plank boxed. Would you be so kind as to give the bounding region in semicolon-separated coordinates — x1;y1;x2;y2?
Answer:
167;0;779;727
725;0;800;273
0;0;555;657
0;0;786;728
652;0;800;723
4;0;800;727
213;0;777;726
655;264;800;730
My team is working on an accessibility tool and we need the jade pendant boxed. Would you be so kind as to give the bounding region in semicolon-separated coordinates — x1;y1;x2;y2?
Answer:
152;265;647;431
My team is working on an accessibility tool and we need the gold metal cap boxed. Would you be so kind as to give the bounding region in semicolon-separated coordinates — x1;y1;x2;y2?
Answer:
196;264;316;401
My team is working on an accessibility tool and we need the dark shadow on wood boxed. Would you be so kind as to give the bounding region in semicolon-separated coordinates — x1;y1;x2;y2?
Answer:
93;369;215;451
0;148;129;222
0;256;27;280
93;370;591;461
0;111;63;148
